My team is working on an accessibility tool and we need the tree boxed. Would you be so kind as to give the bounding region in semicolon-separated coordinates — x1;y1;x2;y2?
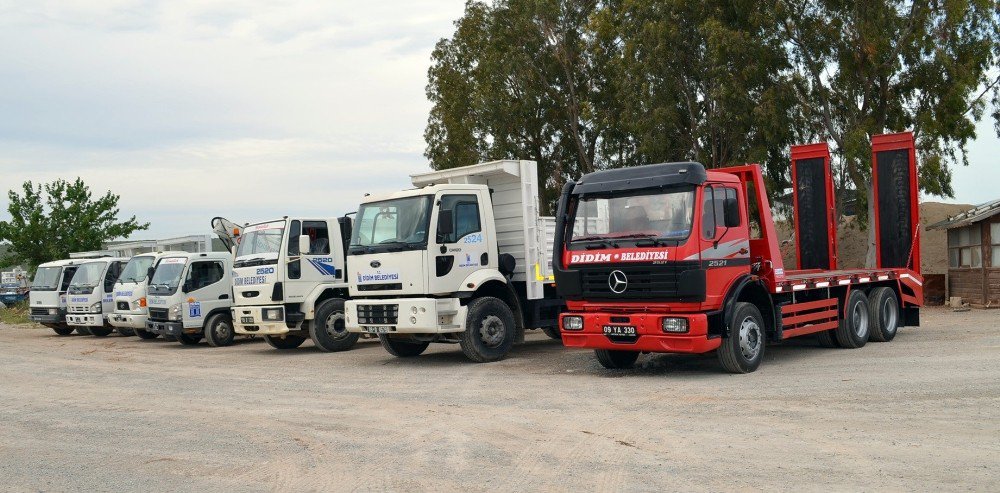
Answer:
0;178;149;270
780;0;1000;265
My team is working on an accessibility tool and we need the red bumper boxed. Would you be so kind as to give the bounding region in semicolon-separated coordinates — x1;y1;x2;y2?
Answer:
559;311;720;354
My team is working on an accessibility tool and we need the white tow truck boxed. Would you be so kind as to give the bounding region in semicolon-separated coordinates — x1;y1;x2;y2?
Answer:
145;252;236;346
344;160;563;362
108;252;173;339
222;215;359;351
28;259;83;335
65;257;130;336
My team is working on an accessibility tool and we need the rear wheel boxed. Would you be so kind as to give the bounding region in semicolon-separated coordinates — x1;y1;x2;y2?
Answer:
459;297;517;362
204;313;235;347
89;327;113;337
541;326;562;340
52;326;75;336
264;334;306;350
177;333;202;346
134;328;159;340
815;329;840;348
310;299;359;352
378;335;430;357
835;290;870;348
868;287;899;342
116;327;135;337
595;349;640;369
717;302;766;373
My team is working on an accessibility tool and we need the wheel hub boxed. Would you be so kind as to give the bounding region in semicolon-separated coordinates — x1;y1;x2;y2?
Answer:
216;321;232;340
882;298;898;333
325;313;348;340
853;301;869;339
738;316;761;361
478;315;505;348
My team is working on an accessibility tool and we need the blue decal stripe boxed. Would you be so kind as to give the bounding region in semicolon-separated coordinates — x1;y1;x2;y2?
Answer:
307;258;338;276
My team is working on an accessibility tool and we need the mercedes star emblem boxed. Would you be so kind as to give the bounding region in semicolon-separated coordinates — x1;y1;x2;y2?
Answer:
608;270;628;294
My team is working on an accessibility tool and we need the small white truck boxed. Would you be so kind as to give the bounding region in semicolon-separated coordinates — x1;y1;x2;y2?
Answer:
344;160;563;362
65;257;130;336
145;252;236;346
28;259;83;335
108;251;172;339
224;216;359;351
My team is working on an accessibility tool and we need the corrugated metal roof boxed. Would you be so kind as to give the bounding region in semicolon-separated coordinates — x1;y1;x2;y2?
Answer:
926;198;1000;230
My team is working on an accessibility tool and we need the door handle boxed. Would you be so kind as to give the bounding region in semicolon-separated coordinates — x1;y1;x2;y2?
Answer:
219;294;229;300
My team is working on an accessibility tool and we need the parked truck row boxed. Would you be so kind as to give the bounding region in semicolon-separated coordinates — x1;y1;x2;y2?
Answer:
24;132;924;373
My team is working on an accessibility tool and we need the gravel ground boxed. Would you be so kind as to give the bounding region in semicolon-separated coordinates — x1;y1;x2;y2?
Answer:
1;306;997;492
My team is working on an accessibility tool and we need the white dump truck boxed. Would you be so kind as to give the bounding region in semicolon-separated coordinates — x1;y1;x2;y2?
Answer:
28;259;83;335
65;257;130;336
108;251;172;339
344;160;563;362
145;252;236;346
222;215;359;351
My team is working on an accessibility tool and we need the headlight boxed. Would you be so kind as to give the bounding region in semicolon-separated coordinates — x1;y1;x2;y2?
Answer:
48;308;58;315
90;302;102;313
262;307;283;321
562;316;584;331
169;303;183;321
661;317;689;333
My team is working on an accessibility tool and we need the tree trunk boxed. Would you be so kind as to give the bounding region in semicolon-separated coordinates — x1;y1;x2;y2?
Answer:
865;184;877;268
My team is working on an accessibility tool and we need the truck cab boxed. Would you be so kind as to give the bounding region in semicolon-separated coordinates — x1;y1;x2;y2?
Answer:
28;259;81;335
228;216;357;351
1;268;30;305
108;252;172;339
344;160;562;362
65;257;130;336
145;252;236;346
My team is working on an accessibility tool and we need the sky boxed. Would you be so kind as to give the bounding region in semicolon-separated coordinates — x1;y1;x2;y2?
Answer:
0;0;998;241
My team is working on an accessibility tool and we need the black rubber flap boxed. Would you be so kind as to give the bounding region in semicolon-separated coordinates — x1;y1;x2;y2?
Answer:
875;149;914;268
794;158;831;269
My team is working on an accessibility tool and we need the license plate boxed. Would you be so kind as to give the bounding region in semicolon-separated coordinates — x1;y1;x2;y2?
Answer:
241;317;254;324
362;326;392;334
602;325;636;336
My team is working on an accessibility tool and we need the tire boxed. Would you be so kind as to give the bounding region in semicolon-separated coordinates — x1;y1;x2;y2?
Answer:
116;327;136;337
89;327;113;337
204;313;235;347
309;299;359;352
835;290;870;348
163;335;177;342
595;349;640;369
52;326;75;336
378;335;430;357
868;287;899;342
459;297;517;362
75;327;92;335
816;329;840;348
717;302;766;374
264;334;306;350
177;332;202;346
541;326;562;340
134;328;159;340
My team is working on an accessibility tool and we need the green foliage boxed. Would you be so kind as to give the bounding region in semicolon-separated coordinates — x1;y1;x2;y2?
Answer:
0;178;149;271
0;301;32;326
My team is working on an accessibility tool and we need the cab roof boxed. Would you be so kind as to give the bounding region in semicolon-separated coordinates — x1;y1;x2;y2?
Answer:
361;183;488;204
572;162;707;195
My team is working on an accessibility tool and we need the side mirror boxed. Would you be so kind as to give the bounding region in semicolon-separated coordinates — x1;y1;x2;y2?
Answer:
298;235;311;255
437;210;454;238
724;197;740;228
181;281;191;293
146;267;155;280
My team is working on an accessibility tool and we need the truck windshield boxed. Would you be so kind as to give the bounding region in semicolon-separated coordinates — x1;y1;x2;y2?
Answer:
569;188;695;246
236;221;285;260
32;267;62;291
69;262;106;293
149;258;188;296
118;256;155;284
350;196;433;252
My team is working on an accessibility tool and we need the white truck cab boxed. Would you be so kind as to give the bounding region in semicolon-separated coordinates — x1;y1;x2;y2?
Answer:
344;160;563;362
226;216;359;351
145;252;236;346
108;252;173;339
28;259;83;336
65;257;130;336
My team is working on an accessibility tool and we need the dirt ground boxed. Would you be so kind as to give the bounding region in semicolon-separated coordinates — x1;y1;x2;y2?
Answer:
1;307;997;492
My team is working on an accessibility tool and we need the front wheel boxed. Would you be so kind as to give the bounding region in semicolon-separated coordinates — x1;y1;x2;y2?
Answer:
52;326;75;336
75;327;92;335
264;334;306;350
379;335;430;357
89;327;113;337
134;328;159;340
116;327;136;337
459;297;517;362
310;299;359;352
717;302;766;374
177;332;202;346
595;349;639;369
204;313;235;347
541;326;562;340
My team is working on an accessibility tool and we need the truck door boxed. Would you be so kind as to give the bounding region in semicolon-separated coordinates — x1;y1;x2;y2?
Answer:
700;185;751;305
429;193;490;292
182;260;227;328
101;261;126;312
285;220;341;302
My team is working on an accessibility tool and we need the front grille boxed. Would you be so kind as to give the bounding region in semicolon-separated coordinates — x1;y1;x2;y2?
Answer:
148;308;169;321
578;261;701;300
30;308;48;316
357;283;403;291
70;305;89;313
116;301;130;311
357;304;398;325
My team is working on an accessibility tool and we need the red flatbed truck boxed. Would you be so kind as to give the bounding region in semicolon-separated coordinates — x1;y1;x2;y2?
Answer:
552;132;923;373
